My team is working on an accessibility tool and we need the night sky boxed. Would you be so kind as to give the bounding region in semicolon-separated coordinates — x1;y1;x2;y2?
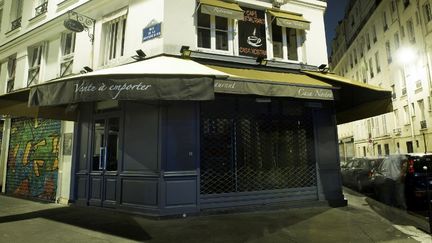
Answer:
324;0;350;56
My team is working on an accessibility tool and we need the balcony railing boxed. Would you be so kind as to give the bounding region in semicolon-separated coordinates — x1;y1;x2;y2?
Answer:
11;17;22;31
393;128;401;135
35;1;48;17
421;120;427;129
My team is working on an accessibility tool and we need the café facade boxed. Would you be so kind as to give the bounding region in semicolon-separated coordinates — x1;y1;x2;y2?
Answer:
0;0;391;216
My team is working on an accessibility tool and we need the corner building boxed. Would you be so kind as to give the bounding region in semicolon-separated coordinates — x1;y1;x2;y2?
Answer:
0;0;390;216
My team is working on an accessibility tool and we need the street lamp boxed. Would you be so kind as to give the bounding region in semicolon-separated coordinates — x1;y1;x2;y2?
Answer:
396;47;417;153
423;165;432;234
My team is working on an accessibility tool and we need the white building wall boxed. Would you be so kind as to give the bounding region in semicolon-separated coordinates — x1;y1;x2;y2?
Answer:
333;0;432;157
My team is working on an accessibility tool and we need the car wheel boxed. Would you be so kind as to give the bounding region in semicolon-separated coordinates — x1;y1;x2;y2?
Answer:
357;179;363;192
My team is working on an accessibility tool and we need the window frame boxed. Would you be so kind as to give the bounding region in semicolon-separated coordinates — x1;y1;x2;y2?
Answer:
27;43;46;86
197;9;234;55
102;12;127;66
6;55;17;93
60;32;76;77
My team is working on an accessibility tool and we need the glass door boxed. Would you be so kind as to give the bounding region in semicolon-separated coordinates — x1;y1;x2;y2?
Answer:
89;116;120;207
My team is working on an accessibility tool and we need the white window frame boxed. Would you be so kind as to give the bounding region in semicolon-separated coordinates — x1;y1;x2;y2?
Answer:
270;22;304;62
6;55;16;93
374;51;381;73
385;41;392;64
382;11;388;31
406;19;415;43
403;105;410;125
102;10;127;66
59;32;75;77
27;43;46;86
197;11;234;55
10;0;23;30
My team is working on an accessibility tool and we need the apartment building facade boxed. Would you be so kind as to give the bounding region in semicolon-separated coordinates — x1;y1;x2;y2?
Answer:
331;0;432;160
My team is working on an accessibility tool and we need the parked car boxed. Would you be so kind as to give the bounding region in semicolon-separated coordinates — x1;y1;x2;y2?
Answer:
341;157;384;192
371;153;432;210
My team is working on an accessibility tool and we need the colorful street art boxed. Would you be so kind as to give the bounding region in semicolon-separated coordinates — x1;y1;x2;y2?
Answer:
6;118;61;201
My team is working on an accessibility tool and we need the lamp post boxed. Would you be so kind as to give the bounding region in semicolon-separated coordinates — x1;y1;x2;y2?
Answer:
423;165;432;234
396;47;417;153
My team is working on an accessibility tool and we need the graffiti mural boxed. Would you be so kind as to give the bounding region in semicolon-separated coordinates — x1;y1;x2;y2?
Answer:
6;118;61;201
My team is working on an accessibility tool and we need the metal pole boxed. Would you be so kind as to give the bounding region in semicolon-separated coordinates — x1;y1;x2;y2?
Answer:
423;132;428;153
423;166;432;234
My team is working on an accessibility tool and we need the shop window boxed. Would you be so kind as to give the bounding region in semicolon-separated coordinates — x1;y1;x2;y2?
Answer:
6;55;16;93
10;0;23;30
34;0;48;17
377;144;382;156
406;19;415;43
102;10;127;65
28;44;45;86
423;3;432;24
197;7;231;52
384;144;390;155
271;22;301;61
60;32;75;77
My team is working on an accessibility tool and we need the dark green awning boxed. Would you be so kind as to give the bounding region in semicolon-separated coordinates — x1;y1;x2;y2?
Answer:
302;71;393;124
208;65;335;100
199;0;244;20
0;89;76;121
268;9;310;30
29;76;214;107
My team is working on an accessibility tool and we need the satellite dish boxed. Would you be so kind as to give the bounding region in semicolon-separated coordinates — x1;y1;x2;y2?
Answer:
64;19;84;32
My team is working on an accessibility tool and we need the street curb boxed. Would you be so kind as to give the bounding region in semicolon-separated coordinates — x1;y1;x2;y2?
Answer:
365;194;430;234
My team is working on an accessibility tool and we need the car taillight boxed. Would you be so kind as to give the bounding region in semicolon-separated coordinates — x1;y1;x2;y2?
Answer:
408;159;415;174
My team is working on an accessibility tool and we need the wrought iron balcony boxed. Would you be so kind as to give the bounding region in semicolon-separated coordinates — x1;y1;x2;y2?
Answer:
393;128;401;135
11;17;22;31
420;120;427;129
35;1;48;16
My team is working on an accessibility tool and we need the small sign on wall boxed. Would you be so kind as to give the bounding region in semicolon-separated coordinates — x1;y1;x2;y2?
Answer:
63;133;73;156
142;22;162;42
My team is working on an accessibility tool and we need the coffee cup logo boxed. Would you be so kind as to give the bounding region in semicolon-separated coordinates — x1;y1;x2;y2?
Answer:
247;28;262;47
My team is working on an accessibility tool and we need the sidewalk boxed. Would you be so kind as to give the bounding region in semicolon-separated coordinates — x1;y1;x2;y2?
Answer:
0;190;430;243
